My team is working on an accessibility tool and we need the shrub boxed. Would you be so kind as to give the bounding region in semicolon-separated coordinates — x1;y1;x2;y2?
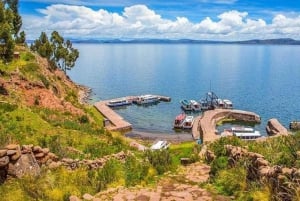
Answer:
210;156;229;176
124;155;149;187
214;166;247;196
145;149;172;175
78;115;89;124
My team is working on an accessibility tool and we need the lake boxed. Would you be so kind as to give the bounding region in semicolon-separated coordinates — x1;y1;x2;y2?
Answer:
68;43;300;134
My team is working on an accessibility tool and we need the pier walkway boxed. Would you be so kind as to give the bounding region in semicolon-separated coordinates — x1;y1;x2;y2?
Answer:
94;94;171;132
192;109;261;143
94;101;132;131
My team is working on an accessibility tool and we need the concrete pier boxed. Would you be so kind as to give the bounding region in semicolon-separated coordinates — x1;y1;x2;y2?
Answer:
94;94;171;132
192;109;261;143
94;102;132;131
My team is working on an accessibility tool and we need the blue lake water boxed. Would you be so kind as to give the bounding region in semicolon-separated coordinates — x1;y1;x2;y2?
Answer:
68;43;300;134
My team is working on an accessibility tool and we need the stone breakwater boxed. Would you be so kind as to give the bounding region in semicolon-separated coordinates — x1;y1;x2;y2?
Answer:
0;144;128;184
194;109;261;142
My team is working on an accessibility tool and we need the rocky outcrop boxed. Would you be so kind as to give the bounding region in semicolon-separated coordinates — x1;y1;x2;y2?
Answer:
266;118;289;136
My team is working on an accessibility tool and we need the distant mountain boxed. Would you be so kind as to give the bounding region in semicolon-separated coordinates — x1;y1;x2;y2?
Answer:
70;38;300;45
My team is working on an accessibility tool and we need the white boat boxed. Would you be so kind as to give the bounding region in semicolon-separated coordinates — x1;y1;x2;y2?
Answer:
223;99;233;109
215;98;225;108
180;99;193;111
106;98;132;107
150;140;170;150
190;100;201;111
182;115;194;129
173;113;186;129
135;94;160;105
231;126;261;140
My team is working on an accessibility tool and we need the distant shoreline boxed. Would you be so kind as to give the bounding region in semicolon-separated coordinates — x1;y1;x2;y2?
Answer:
70;38;300;45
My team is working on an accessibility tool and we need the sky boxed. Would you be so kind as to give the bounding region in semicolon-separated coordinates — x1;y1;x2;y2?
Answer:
19;0;300;41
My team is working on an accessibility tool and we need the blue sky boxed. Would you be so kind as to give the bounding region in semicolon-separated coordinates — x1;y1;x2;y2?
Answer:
19;0;300;40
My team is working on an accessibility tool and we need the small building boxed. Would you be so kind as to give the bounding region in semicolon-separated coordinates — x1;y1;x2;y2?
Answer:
13;52;20;59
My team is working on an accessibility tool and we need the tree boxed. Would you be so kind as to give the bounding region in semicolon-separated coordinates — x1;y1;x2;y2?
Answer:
0;1;15;63
30;32;53;59
4;0;22;37
31;31;79;73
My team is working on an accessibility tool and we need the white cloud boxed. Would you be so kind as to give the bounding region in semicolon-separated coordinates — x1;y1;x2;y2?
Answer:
22;4;300;40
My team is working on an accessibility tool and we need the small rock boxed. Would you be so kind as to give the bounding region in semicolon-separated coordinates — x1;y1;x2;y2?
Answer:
48;161;62;169
10;150;21;161
0;149;7;157
33;146;42;153
6;150;17;156
0;156;9;167
34;152;45;158
42;148;50;154
69;195;81;201
82;193;94;200
5;144;19;150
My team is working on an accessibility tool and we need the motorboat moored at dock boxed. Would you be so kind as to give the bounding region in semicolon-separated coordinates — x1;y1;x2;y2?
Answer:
106;98;132;107
180;99;193;111
231;126;261;140
135;94;160;105
182;115;194;129
173;113;186;129
190;100;201;111
223;99;233;109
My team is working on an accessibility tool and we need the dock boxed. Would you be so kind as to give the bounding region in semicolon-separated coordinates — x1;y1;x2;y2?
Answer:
94;94;171;132
192;109;261;142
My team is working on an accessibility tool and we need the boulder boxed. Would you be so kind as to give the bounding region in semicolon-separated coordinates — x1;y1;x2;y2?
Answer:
266;118;289;136
7;153;40;178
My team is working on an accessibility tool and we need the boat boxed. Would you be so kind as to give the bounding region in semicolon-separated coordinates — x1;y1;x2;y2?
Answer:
180;99;193;111
215;98;224;108
199;99;209;110
173;113;186;129
182;115;194;129
106;98;132;107
190;100;201;111
150;140;170;150
231;126;261;140
223;99;233;109
135;94;160;105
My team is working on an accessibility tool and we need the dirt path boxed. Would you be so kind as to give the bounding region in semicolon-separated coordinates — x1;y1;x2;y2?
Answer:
90;162;230;201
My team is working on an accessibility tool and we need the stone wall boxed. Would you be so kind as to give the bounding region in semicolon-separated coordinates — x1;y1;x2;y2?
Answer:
224;145;300;200
0;144;128;184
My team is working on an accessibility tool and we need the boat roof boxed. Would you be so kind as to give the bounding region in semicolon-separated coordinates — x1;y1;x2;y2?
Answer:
223;99;233;104
140;94;157;98
234;131;261;137
150;140;168;150
175;113;186;120
231;127;254;132
190;100;200;105
185;116;194;122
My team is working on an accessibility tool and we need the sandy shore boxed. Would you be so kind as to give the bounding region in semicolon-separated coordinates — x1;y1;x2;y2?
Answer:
125;130;194;143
